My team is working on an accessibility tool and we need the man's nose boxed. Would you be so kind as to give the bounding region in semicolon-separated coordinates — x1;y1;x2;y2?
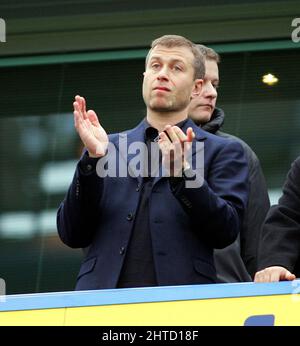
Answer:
157;66;169;81
205;83;217;98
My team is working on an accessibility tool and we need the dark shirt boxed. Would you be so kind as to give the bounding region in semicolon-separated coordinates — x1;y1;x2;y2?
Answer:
117;118;188;288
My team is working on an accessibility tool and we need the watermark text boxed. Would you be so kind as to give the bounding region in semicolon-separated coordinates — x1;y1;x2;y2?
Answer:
0;278;6;302
291;18;300;43
95;136;204;188
0;18;6;42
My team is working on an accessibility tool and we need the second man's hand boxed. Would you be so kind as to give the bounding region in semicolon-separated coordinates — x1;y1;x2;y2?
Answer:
254;266;296;283
73;95;108;158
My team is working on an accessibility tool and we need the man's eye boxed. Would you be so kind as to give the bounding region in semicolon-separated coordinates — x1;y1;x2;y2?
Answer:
152;64;160;69
174;65;182;71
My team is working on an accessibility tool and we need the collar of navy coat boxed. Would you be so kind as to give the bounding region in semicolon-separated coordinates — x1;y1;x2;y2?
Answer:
106;118;207;185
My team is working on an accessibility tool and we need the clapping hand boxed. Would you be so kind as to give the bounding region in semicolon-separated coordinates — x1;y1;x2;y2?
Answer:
73;95;108;158
158;125;195;177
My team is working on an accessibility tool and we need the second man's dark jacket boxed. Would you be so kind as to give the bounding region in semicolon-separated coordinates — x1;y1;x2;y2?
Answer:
201;107;270;280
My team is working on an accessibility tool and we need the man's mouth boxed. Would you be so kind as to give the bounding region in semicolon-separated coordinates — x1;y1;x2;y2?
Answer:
154;86;171;92
199;104;213;109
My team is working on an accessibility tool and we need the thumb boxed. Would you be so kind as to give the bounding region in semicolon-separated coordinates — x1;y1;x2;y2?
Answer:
87;110;100;127
281;269;296;281
285;271;296;281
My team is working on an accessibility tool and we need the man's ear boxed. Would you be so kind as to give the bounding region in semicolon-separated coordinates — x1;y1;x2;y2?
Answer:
191;79;203;98
143;72;145;76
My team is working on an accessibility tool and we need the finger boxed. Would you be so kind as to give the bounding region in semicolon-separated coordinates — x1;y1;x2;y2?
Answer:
254;271;263;283
74;97;85;120
282;270;296;281
81;96;87;117
77;96;87;119
254;272;260;283
87;110;100;127
173;140;183;160
158;139;169;159
158;137;167;150
286;273;296;281
186;127;195;142
75;95;87;119
165;126;180;143
270;271;281;282
74;110;79;129
159;130;172;145
74;110;86;133
173;126;187;142
75;95;82;110
74;104;89;137
159;134;175;152
73;101;79;113
73;101;83;117
254;270;270;283
262;272;272;282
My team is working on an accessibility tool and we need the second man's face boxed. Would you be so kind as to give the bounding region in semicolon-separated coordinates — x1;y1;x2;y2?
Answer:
188;59;219;125
142;45;201;113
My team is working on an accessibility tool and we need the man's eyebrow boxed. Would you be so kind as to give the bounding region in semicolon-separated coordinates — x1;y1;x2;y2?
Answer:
149;55;186;64
208;77;219;83
148;55;161;62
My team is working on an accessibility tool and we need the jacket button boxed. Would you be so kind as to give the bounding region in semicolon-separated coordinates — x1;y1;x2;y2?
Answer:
119;246;125;255
126;213;133;221
86;164;93;171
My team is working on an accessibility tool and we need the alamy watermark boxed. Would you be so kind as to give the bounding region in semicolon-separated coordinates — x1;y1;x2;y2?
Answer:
291;279;300;302
95;135;204;188
0;278;6;302
0;18;6;42
291;18;300;43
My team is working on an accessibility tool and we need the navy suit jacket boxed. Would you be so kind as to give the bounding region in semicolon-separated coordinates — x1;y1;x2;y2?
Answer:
57;119;249;290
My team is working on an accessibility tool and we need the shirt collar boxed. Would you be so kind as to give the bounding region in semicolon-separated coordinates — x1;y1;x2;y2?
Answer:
143;117;189;142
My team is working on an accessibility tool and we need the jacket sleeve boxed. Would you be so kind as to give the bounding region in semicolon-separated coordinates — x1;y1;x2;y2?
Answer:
240;151;270;278
257;157;300;272
56;151;103;248
170;140;249;249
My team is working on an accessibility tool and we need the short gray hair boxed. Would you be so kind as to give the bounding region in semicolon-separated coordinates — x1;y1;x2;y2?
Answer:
145;35;205;80
197;44;220;63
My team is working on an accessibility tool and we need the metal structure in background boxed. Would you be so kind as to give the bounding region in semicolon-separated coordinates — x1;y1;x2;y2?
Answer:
0;0;298;56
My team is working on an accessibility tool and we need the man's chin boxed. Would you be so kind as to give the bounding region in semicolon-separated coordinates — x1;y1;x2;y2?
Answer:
149;101;188;113
190;112;212;124
150;106;174;113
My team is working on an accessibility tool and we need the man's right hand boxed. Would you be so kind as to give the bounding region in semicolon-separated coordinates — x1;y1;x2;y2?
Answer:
254;266;296;283
73;95;108;158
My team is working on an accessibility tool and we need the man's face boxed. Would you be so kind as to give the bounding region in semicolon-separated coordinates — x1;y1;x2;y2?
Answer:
143;45;201;113
188;59;219;124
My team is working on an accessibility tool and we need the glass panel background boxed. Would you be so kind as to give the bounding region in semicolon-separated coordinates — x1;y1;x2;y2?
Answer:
0;48;299;293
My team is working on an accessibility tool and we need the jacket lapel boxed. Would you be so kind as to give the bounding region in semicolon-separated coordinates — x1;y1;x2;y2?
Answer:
117;120;147;185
